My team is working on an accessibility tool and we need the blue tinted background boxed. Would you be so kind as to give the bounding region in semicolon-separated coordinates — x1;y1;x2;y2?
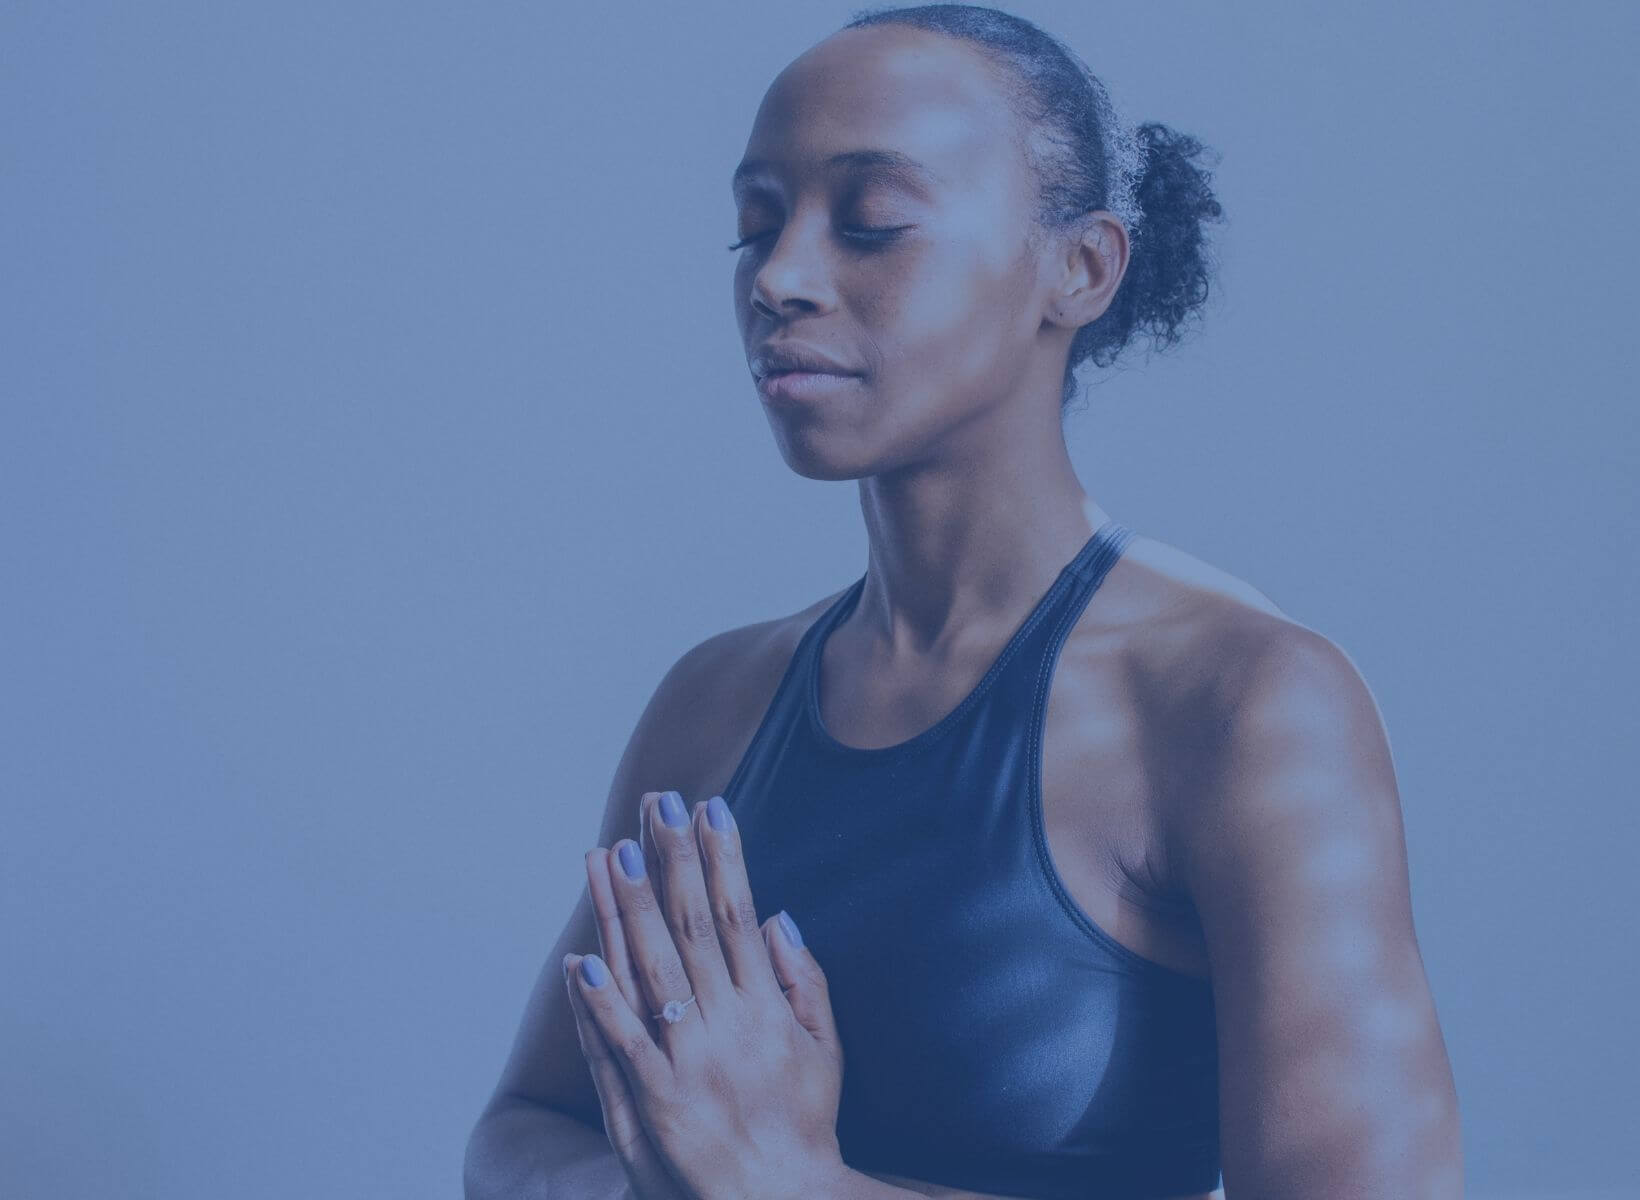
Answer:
3;3;1635;1198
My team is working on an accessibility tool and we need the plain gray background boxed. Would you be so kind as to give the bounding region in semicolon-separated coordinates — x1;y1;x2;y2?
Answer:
3;2;1635;1197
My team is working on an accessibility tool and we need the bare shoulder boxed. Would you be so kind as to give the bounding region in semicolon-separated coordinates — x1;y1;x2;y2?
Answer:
1099;533;1380;860
647;584;855;803
691;584;850;678
1106;530;1345;702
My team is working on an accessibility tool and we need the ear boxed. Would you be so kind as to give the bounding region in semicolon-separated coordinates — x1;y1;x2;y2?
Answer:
1048;212;1129;329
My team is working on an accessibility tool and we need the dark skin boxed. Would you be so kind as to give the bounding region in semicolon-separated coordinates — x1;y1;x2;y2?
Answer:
556;22;1464;1200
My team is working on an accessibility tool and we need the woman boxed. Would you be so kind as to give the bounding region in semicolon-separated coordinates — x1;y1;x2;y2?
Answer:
465;6;1464;1198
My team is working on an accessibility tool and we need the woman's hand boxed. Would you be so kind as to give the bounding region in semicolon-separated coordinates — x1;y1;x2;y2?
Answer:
563;790;847;1200
562;835;688;1200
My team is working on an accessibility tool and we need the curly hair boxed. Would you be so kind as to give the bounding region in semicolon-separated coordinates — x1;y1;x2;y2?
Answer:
840;4;1227;416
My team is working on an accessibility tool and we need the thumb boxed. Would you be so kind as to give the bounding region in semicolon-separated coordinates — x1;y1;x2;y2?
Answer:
763;910;840;1051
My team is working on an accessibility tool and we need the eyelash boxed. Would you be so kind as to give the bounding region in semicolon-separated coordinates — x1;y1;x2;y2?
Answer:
726;226;908;252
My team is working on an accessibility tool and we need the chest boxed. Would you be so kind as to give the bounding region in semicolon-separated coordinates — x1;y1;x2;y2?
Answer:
696;613;1212;981
702;610;1222;1195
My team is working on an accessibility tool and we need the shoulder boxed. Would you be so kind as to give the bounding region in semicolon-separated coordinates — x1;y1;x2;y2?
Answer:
636;583;855;791
1112;535;1406;930
659;580;848;690
1099;535;1393;879
1089;531;1318;735
1164;592;1395;881
678;583;854;693
1179;612;1402;911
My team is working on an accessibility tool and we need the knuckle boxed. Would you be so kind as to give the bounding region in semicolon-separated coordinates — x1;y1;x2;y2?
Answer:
710;831;743;866
671;902;720;948
712;892;761;937
608;1125;647;1164
659;825;697;866
623;882;659;915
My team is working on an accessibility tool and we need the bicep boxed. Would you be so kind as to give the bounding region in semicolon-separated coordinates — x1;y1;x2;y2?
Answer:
1183;631;1462;1198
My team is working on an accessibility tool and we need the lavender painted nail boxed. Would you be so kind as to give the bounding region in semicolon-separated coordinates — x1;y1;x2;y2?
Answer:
659;790;688;828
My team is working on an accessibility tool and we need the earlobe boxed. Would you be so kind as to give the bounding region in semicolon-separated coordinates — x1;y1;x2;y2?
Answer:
1049;288;1088;327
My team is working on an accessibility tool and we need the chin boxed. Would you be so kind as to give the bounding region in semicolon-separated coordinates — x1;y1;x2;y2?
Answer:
773;440;877;483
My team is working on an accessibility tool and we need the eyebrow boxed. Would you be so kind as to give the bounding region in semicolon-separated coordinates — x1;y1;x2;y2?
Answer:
731;149;942;199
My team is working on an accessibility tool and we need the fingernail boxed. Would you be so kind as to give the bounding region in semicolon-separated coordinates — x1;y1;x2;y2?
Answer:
707;794;732;832
580;955;608;987
617;840;645;880
778;909;803;948
659;790;687;828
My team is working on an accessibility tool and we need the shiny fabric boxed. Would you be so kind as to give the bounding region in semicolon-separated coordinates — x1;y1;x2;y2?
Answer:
722;520;1222;1199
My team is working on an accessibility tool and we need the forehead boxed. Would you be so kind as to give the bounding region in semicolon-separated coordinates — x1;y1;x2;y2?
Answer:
733;25;1020;200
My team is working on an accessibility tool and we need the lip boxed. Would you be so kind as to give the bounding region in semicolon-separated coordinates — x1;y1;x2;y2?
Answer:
757;369;863;405
750;341;862;379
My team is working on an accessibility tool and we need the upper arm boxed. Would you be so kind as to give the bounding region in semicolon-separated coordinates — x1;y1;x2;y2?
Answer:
1178;627;1463;1198
474;628;750;1128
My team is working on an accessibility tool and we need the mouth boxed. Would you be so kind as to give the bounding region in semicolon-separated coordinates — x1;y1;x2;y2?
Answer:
749;341;863;381
757;369;863;404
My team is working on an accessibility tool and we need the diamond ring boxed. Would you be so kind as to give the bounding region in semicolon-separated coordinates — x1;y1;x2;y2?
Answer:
652;994;698;1024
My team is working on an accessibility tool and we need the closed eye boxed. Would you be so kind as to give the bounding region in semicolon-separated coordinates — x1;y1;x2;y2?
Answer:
727;226;910;252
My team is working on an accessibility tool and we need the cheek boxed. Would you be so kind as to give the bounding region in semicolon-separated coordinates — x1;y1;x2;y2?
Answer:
863;249;1031;393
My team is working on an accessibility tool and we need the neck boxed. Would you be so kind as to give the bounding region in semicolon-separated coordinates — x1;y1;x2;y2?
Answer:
851;406;1108;658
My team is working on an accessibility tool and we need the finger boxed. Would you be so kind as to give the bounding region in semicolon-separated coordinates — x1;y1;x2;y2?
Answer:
561;952;648;1146
584;849;652;1029
647;792;731;1009
692;793;784;1002
622;792;732;1016
603;833;711;1051
562;953;686;1198
564;950;674;1117
762;908;842;1055
638;789;669;915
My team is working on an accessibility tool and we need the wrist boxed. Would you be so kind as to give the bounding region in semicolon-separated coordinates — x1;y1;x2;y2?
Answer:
764;1155;866;1200
797;1160;924;1199
803;1161;866;1200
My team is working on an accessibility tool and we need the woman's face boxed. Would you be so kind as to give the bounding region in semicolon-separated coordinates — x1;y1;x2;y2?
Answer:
731;26;1054;479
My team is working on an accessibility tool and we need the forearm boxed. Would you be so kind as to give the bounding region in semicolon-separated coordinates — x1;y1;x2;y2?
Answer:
463;1098;631;1200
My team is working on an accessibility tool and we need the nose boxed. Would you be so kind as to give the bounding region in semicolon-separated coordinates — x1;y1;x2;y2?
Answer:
746;221;837;319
